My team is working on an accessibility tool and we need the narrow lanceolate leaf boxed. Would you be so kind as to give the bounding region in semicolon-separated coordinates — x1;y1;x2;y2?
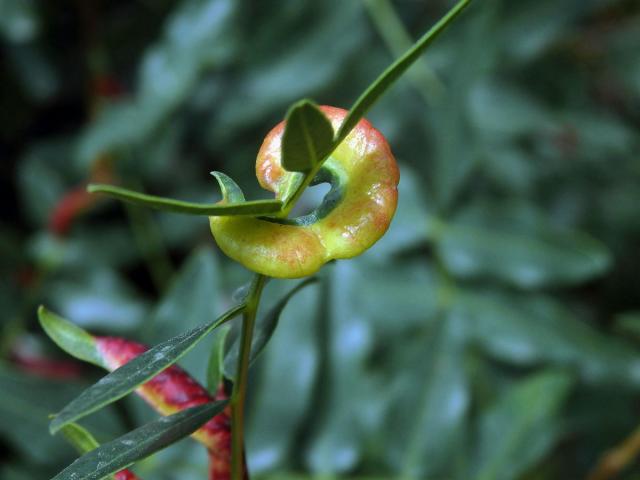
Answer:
399;317;469;479
336;0;472;144
472;371;573;480
87;184;282;216
52;401;227;480
59;423;140;480
96;336;225;451
38;306;104;368
224;278;317;379
49;304;244;434
281;100;334;172
432;201;612;288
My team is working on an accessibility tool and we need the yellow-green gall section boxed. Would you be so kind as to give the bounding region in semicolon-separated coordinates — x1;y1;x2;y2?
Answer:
210;106;399;278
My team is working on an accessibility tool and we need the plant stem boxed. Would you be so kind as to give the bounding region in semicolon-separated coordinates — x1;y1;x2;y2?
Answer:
363;0;445;105
231;274;268;479
587;424;640;480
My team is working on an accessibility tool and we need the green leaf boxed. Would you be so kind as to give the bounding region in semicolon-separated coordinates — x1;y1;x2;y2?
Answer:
210;171;245;203
59;423;100;454
59;424;126;480
431;201;612;288
471;371;573;480
49;303;244;434
247;278;322;471
206;325;230;392
0;0;39;43
31;226;140;271
335;0;472;144
16;139;72;227
333;257;441;335
0;463;50;480
614;311;640;341
209;1;365;140
46;269;150;333
305;262;375;473
395;316;470;479
425;0;500;209
38;306;104;368
363;0;445;104
281;100;334;172
0;367;76;463
76;0;236;167
52;401;227;480
87;184;282;216
0;367;123;465
469;79;551;139
458;290;640;387
224;278;317;379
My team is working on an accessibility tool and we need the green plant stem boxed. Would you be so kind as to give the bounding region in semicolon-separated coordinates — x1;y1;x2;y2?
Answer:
363;0;445;105
231;274;268;479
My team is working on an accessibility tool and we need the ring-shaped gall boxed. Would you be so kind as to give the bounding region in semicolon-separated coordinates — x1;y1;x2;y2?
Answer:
210;106;399;278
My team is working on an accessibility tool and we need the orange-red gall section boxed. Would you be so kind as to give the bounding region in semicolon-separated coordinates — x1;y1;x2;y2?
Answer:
95;337;241;480
114;470;141;480
96;337;214;436
256;125;285;192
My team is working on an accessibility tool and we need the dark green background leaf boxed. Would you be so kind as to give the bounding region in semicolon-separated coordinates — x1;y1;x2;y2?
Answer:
431;201;612;288
471;371;573;480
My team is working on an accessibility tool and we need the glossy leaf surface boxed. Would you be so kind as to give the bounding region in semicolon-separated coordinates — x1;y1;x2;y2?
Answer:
49;304;243;433
52;402;227;480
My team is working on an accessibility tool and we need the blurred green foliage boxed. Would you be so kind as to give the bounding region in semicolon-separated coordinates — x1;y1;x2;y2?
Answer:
2;0;640;479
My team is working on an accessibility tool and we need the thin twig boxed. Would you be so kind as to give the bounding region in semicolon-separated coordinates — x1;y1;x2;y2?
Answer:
363;0;446;105
231;274;268;479
587;424;640;480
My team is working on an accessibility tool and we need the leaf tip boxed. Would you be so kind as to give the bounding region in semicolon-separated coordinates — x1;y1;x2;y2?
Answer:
37;304;57;332
49;415;62;435
211;171;245;204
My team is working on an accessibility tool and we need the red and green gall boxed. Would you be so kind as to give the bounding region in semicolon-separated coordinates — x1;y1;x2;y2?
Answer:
209;106;399;278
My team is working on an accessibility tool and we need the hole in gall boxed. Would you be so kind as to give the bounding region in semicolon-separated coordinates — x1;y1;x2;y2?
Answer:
289;183;331;217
